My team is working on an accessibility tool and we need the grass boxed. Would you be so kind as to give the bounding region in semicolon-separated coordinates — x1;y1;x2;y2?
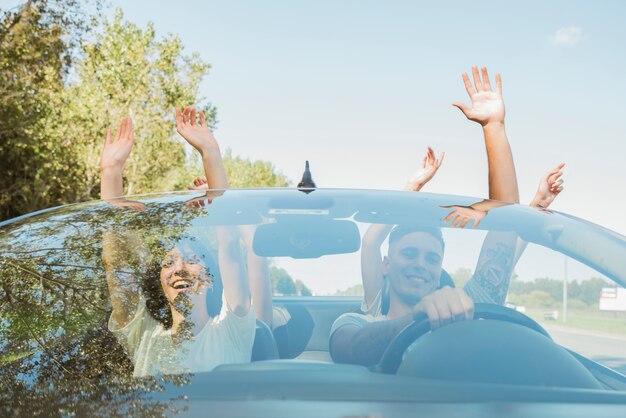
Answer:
525;308;626;336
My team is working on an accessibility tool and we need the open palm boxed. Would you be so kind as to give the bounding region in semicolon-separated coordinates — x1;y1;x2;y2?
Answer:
100;117;134;171
175;107;218;155
453;66;505;126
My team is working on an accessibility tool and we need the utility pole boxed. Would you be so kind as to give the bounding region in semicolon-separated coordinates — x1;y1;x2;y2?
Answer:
562;255;568;323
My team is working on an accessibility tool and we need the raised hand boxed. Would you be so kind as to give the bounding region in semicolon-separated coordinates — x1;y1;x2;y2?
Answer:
100;117;134;172
452;66;505;127
175;107;218;156
532;163;565;209
187;177;209;191
405;147;445;192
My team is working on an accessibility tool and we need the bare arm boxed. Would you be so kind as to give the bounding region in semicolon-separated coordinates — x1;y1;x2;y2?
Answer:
331;287;473;366
361;148;444;309
330;315;414;366
100;117;142;328
176;107;251;316
441;199;511;229
453;66;519;204
513;163;566;265
239;225;272;326
216;226;251;317
100;117;134;200
103;232;142;328
185;178;272;323
454;67;519;303
361;224;393;309
465;231;518;305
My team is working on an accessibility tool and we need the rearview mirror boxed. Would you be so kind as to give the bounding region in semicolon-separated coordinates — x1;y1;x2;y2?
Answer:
252;219;360;258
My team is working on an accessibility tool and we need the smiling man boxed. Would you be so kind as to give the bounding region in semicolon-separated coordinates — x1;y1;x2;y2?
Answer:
329;66;522;366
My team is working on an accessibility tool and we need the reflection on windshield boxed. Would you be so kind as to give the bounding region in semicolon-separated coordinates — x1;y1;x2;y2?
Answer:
1;190;625;414
0;200;207;413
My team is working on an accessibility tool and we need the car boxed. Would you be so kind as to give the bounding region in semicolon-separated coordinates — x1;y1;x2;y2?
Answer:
1;188;626;417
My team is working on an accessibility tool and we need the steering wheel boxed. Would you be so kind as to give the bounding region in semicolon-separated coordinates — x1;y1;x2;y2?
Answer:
377;303;551;374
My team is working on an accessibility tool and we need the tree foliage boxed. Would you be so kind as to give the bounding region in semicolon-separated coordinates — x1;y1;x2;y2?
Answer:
508;276;611;308
0;0;101;220
223;149;290;188
1;2;289;222
57;9;214;198
269;265;310;296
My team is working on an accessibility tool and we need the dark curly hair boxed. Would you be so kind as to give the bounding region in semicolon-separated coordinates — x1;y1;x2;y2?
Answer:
140;260;174;329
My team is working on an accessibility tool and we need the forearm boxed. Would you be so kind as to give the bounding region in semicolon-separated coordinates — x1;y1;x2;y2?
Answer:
512;197;545;265
483;123;519;204
361;224;392;309
466;231;518;304
100;168;124;200
217;227;251;316
248;253;272;326
103;232;140;327
332;315;413;366
404;180;425;192
201;148;228;190
471;199;509;212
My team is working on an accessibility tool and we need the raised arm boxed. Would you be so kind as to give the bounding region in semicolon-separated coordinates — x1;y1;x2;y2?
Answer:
100;117;134;200
100;117;143;328
453;66;518;203
175;107;251;317
454;67;519;304
185;178;271;324
239;225;272;326
175;107;228;189
361;147;444;309
513;163;566;264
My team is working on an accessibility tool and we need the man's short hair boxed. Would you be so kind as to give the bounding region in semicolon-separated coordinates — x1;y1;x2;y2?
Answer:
388;225;445;253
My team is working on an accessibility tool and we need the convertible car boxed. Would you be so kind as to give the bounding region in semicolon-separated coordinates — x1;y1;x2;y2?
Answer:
1;188;625;417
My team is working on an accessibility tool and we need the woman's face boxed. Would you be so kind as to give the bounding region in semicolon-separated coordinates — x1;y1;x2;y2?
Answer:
159;248;209;304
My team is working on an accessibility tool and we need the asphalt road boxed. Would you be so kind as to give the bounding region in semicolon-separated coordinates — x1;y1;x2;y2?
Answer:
545;325;626;374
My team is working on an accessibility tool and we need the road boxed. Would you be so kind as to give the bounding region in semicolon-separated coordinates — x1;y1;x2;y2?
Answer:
545;325;626;374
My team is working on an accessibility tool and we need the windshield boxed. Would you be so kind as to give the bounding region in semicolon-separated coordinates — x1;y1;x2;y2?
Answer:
1;189;625;413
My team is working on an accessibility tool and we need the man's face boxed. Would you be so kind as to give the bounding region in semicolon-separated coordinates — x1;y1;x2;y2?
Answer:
383;231;443;307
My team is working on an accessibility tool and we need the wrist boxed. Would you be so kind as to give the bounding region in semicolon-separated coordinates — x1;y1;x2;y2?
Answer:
404;181;424;192
530;199;546;209
199;144;221;160
482;121;505;131
100;165;124;176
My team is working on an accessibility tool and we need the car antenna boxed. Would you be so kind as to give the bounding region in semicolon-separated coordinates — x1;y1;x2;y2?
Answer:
297;160;316;194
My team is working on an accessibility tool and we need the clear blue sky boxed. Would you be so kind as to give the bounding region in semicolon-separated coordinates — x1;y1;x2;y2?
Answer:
5;0;626;293
97;0;626;236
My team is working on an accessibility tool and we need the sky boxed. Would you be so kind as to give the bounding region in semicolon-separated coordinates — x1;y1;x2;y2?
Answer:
92;0;625;235
5;0;626;293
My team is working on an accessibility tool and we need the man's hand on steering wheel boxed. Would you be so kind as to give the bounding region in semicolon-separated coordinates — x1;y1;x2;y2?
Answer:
412;287;474;330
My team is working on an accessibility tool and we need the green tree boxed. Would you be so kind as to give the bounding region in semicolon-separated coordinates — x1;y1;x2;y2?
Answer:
55;9;214;199
579;277;611;306
270;266;297;296
1;3;290;223
295;279;312;296
223;149;290;188
0;0;102;220
268;267;312;296
333;284;364;296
